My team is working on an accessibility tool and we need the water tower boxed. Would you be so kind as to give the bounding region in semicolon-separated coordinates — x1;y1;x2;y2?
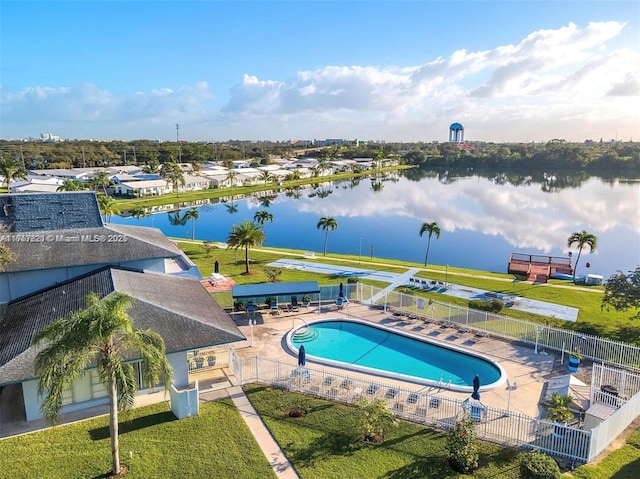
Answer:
449;122;464;143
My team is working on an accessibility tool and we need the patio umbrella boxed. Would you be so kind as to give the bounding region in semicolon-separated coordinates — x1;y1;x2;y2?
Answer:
338;282;344;298
298;345;306;366
214;260;220;274
471;374;481;400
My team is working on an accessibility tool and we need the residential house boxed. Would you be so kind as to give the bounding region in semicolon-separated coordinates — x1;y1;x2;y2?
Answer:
114;179;172;197
0;192;244;427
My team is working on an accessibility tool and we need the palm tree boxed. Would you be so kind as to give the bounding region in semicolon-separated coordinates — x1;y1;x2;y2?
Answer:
57;178;86;191
183;208;200;240
160;161;186;196
97;195;120;223
317;216;338;256
90;170;112;194
0;156;28;189
567;230;598;282
33;292;173;476
258;169;276;185
224;169;239;188
419;221;442;266
226;220;265;274
253;210;273;246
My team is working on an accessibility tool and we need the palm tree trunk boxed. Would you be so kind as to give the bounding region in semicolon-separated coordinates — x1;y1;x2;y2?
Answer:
424;237;432;266
323;230;328;256
245;247;250;274
573;250;582;282
109;372;121;474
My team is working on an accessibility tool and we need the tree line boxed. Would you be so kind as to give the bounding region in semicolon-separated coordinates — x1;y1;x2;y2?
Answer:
1;139;638;174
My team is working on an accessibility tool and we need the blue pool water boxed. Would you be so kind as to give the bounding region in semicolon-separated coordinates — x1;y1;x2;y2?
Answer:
288;319;504;392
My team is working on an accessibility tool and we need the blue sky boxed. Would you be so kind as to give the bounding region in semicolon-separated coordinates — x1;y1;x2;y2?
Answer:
1;1;639;142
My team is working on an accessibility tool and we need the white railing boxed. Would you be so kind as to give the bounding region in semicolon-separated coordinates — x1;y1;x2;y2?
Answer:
355;283;640;371
587;363;640;461
228;351;592;463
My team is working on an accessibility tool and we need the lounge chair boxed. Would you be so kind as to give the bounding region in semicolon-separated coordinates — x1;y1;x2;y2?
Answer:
336;297;347;310
270;301;280;315
290;296;300;312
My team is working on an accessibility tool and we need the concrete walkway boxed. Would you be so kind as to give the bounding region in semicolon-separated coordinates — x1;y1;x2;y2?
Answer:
198;374;299;479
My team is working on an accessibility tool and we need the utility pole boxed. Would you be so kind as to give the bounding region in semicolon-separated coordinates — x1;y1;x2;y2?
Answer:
176;124;182;163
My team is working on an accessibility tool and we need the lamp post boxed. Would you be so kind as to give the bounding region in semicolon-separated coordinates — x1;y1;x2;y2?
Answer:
534;325;541;354
249;319;256;347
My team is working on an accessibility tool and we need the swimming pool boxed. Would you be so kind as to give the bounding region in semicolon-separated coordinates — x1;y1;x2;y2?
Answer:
287;319;505;392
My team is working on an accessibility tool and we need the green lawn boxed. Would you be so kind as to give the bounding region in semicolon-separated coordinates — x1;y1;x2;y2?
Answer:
244;384;525;479
178;241;639;344
567;430;640;479
0;401;275;479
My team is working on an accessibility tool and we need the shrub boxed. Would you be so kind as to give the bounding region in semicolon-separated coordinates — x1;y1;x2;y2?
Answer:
264;267;282;282
519;452;561;479
353;398;397;443
446;418;479;474
468;298;505;313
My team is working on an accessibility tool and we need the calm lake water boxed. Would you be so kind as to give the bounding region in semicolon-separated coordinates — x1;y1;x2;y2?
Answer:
111;173;640;279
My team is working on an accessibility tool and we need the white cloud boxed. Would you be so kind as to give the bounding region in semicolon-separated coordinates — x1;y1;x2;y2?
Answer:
1;21;638;141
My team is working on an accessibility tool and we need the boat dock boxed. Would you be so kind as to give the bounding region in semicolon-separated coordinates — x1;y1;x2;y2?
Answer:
507;253;573;283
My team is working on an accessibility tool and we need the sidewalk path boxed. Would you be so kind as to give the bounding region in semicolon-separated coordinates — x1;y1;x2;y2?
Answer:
230;386;299;479
200;383;300;479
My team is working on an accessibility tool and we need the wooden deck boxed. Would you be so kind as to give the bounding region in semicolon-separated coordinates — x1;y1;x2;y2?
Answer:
507;253;573;283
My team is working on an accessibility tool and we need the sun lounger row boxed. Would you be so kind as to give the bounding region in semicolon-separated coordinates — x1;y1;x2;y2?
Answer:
406;278;447;290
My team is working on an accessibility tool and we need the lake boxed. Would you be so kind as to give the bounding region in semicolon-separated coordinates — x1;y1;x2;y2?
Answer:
110;173;640;279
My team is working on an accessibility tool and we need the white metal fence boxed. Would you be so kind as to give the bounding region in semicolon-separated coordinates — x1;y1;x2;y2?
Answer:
588;363;640;460
355;283;640;371
229;350;592;463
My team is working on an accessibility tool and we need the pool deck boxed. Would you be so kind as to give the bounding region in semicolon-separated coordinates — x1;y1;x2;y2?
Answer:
232;302;576;419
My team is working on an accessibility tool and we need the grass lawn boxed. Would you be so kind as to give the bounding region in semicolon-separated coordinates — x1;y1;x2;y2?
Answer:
567;430;640;479
177;241;639;344
0;401;275;479
244;384;525;479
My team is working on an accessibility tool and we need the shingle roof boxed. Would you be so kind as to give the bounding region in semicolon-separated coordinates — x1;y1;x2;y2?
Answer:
0;224;183;273
0;267;245;385
0;192;102;232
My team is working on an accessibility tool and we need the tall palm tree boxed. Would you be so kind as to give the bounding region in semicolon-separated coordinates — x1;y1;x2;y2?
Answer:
419;221;442;266
183;208;200;240
225;169;239;188
33;292;173;476
567;230;598;282
90;170;112;194
97;195;120;223
317;216;338;256
160;161;186;196
253;210;274;246
0;156;28;189
226;220;265;274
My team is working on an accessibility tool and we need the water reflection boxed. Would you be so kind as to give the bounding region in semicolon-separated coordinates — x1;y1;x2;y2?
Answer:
113;172;640;278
